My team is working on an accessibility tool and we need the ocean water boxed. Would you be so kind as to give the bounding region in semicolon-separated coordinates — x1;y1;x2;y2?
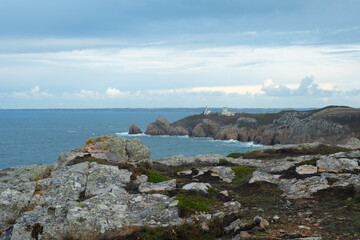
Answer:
0;110;262;169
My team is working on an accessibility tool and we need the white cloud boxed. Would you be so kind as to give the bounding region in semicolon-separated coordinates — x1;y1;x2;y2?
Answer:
11;85;53;98
74;89;102;99
105;87;130;98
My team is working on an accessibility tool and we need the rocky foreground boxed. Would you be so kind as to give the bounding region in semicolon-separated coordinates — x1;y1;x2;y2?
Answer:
143;106;360;145
1;135;360;239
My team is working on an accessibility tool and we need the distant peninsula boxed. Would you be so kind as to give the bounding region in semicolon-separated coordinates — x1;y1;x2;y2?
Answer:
142;106;360;145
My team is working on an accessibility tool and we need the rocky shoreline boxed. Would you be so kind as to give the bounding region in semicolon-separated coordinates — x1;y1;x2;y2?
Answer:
141;106;360;145
1;135;360;239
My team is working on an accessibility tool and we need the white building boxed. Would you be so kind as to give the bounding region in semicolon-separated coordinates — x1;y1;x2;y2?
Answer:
222;107;235;116
203;107;211;115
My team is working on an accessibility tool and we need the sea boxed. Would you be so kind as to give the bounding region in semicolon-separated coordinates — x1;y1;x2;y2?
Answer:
0;110;263;170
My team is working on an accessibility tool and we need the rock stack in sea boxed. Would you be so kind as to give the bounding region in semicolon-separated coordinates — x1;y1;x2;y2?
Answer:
1;135;360;239
128;124;142;135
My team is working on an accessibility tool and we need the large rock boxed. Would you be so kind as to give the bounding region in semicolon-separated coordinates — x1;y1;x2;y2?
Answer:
0;162;179;239
145;117;171;135
128;124;142;134
317;156;359;173
191;119;220;138
57;135;151;167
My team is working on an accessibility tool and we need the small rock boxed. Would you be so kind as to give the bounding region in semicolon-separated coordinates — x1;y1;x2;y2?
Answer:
254;216;269;230
224;218;241;232
232;234;241;240
287;231;303;238
177;169;192;175
273;215;280;221
139;179;176;192
220;190;229;197
298;225;311;230
182;182;211;193
296;165;318;175
136;174;148;183
239;231;252;238
257;208;264;212
194;168;209;177
201;221;210;231
223;201;242;212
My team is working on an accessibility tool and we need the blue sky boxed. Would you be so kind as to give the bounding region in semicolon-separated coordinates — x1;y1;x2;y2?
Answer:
1;0;360;108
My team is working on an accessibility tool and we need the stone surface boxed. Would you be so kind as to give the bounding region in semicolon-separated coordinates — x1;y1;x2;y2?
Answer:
182;182;212;193
223;201;242;212
139;179;177;193
296;165;318;175
224;218;241;231
317;156;359;173
209;166;235;183
136;175;148;184
57;135;151;167
155;154;224;167
0;161;179;240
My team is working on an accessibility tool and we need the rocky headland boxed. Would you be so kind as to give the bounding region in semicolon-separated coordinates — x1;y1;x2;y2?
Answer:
144;106;360;145
1;135;360;239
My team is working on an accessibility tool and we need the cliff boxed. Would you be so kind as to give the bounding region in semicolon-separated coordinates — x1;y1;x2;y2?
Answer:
1;135;359;239
145;106;360;145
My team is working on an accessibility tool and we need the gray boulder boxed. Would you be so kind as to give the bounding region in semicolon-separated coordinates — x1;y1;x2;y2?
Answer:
1;162;179;240
57;135;151;167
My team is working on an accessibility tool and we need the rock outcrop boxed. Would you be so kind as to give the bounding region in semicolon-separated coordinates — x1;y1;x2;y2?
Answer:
142;106;360;145
145;117;171;135
57;135;151;167
128;124;142;134
1;137;359;240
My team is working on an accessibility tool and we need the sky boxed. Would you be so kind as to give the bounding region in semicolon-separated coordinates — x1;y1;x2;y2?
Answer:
1;0;360;109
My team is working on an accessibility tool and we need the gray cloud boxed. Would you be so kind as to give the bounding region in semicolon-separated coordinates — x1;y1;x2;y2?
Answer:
262;77;342;98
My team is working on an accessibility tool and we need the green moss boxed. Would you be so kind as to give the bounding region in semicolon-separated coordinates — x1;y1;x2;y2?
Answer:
218;158;230;165
175;194;218;213
227;152;241;158
232;166;255;179
231;166;255;186
206;186;219;194
147;170;172;183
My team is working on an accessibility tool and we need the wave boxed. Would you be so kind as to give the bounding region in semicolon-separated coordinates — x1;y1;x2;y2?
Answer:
115;132;147;137
115;132;263;146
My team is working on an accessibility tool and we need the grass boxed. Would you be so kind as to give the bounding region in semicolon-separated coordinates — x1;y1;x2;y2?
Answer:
175;193;218;213
147;170;172;183
218;158;230;166
231;166;255;186
310;185;360;239
206;186;219;194
227;144;350;159
121;223;220;240
227;152;241;158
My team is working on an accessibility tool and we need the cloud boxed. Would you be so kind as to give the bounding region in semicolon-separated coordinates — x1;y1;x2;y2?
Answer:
11;85;53;98
105;87;130;98
261;77;341;98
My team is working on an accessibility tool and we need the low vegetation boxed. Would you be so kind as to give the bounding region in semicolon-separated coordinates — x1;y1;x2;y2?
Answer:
147;170;173;183
175;193;219;214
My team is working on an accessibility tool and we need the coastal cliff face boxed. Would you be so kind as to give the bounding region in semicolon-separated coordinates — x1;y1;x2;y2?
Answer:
1;136;360;239
145;106;360;145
